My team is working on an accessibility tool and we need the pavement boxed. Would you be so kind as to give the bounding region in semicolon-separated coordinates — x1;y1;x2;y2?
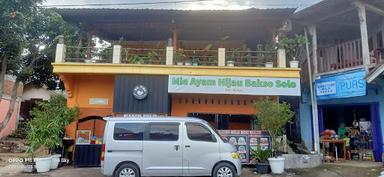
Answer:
0;162;382;177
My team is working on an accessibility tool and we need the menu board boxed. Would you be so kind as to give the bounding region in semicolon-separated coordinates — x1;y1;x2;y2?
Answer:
219;130;271;164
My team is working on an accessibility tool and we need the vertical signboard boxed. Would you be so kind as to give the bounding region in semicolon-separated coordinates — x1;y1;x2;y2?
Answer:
218;130;271;164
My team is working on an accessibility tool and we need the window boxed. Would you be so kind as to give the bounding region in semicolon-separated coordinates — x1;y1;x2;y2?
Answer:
148;123;179;141
114;123;144;140
186;123;216;142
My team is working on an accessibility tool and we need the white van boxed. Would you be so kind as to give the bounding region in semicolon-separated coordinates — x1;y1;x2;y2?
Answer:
101;117;242;177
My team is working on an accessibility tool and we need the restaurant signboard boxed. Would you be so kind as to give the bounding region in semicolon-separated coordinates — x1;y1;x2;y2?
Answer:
168;75;301;96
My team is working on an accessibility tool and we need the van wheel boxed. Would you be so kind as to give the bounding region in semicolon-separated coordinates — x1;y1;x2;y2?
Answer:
213;162;236;177
114;163;140;177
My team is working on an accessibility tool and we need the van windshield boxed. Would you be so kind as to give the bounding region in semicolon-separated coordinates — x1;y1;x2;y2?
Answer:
204;121;225;142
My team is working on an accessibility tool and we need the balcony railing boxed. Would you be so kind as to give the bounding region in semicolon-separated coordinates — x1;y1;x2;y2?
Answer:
55;43;290;68
226;50;276;67
65;46;113;63
121;48;166;65
318;39;384;73
180;49;218;66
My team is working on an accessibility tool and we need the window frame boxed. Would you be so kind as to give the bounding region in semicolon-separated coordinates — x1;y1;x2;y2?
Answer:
185;122;217;142
144;122;180;141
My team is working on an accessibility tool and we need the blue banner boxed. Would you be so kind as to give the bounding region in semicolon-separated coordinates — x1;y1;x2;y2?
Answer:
316;69;367;100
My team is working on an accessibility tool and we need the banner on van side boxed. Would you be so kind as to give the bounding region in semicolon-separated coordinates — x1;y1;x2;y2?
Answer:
168;75;301;96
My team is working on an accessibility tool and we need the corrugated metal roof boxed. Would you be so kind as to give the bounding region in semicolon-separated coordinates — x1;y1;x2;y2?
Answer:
55;8;295;42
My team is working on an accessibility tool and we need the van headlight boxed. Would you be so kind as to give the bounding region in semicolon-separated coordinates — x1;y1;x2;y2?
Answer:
231;152;240;159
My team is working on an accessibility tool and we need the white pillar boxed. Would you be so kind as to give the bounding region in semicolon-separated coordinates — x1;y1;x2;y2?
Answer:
309;25;318;74
218;48;226;66
166;46;174;65
355;2;371;66
277;48;286;68
305;28;320;153
113;45;121;64
55;35;66;63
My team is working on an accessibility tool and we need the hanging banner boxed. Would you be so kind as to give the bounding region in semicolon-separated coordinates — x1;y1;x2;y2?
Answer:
316;69;366;100
168;75;301;96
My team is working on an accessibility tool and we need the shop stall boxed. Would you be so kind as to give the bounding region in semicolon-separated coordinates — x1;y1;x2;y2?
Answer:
73;116;105;167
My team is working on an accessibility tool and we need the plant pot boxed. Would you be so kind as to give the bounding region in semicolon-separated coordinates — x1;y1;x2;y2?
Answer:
177;62;183;66
185;62;191;66
50;154;61;169
34;157;51;173
255;162;270;174
289;60;299;68
23;161;34;173
227;61;235;67
268;156;285;174
84;59;92;63
192;63;198;66
265;62;273;68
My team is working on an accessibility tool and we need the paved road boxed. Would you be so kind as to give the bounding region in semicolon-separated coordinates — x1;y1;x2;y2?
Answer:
0;164;382;177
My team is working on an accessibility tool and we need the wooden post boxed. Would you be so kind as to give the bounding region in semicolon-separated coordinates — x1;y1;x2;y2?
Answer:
55;35;66;63
309;25;318;74
112;45;121;64
218;48;226;66
172;29;178;50
166;46;174;65
355;2;371;66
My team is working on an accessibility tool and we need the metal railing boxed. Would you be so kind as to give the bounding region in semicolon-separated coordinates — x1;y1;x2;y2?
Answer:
177;49;218;66
65;46;113;63
120;48;166;65
225;49;277;67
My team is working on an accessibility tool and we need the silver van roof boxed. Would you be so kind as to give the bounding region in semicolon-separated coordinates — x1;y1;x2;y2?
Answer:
103;116;204;123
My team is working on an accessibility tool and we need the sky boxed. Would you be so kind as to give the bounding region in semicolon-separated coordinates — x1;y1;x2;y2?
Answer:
43;0;322;10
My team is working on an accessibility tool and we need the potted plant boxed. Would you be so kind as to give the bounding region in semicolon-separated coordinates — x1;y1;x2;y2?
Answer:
227;48;238;67
27;95;79;172
129;55;145;64
254;99;294;174
176;49;185;65
279;34;306;68
251;147;272;174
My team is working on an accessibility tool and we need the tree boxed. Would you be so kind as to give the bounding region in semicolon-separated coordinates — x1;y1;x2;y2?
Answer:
0;0;83;135
254;99;294;156
27;95;79;155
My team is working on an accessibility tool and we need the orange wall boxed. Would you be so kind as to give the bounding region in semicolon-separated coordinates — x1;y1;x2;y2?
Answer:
171;94;270;116
61;74;114;139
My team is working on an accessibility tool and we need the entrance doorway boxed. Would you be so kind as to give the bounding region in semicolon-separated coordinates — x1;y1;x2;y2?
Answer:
319;103;382;161
188;113;253;130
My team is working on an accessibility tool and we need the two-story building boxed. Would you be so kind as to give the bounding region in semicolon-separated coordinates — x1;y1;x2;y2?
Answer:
52;8;302;148
294;0;384;161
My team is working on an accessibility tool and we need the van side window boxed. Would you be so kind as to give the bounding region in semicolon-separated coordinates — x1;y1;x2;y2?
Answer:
186;123;216;142
114;123;144;140
148;123;179;141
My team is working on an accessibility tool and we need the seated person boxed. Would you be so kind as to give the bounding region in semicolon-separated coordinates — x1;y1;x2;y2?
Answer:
338;123;348;138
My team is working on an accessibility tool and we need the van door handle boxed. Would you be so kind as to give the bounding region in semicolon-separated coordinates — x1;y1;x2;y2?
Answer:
174;145;180;151
185;145;191;148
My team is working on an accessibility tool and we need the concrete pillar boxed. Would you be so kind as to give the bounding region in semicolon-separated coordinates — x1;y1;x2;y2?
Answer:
55;35;66;63
355;2;371;65
218;48;226;66
277;48;286;68
113;45;121;64
166;46;174;65
309;25;318;74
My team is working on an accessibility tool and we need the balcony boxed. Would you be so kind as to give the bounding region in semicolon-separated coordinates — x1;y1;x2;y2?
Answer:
318;39;384;74
53;39;300;78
